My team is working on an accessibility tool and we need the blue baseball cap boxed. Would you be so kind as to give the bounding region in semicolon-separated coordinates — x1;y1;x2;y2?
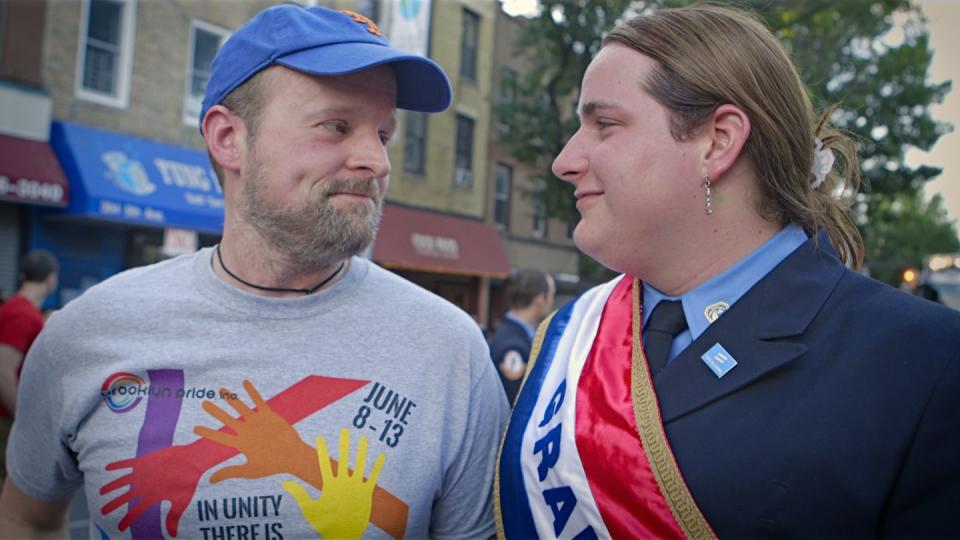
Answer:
200;5;452;131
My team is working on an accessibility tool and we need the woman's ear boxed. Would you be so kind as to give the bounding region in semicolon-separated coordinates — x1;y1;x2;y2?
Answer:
700;103;751;182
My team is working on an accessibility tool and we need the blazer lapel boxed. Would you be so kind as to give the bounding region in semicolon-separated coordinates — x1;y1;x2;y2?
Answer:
654;233;846;424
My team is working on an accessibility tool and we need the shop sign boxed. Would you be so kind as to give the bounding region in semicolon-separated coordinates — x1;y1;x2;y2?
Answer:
163;227;199;257
411;233;459;259
0;174;65;205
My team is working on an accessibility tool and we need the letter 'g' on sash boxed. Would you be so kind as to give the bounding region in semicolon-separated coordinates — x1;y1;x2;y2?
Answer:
495;277;716;539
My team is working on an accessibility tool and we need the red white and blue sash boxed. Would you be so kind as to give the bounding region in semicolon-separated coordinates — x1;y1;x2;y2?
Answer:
495;276;715;539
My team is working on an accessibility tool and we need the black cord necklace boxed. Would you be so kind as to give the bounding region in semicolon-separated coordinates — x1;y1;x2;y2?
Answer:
215;245;344;295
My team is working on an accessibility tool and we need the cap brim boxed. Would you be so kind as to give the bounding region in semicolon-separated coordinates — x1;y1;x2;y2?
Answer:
276;42;452;113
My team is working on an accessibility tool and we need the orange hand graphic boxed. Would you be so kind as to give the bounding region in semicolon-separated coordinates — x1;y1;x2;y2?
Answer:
194;380;316;483
284;429;386;539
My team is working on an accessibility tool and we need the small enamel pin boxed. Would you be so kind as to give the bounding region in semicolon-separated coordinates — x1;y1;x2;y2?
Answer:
704;301;730;323
701;343;738;378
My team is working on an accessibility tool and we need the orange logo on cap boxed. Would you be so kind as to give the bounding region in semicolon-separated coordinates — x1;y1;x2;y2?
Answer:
340;10;381;36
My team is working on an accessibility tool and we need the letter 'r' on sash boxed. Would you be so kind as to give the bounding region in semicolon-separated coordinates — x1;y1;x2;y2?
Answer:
495;276;716;539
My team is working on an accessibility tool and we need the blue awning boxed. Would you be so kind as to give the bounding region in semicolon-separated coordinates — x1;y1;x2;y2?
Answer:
50;121;224;233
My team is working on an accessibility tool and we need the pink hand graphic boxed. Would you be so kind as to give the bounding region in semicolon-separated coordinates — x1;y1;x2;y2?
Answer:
99;375;368;537
100;444;206;536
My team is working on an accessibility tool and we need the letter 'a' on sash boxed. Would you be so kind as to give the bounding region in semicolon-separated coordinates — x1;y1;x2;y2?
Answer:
495;277;716;539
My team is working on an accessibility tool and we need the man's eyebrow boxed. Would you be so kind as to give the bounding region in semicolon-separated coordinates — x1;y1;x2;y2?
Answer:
304;105;369;118
579;100;624;117
384;112;398;133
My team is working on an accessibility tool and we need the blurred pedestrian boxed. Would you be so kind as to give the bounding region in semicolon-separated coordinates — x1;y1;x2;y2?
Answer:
915;282;942;303
0;250;58;481
0;5;509;538
490;269;555;405
497;4;960;538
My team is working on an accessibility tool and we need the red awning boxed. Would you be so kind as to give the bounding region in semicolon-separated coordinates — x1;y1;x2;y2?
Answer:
0;133;69;207
373;203;511;278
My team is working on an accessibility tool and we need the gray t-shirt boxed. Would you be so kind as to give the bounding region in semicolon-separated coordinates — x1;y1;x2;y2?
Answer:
8;248;510;539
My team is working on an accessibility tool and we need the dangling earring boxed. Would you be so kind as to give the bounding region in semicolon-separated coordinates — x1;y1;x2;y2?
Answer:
703;175;713;216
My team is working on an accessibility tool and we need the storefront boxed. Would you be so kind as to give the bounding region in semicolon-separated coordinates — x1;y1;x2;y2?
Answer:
0;132;70;298
372;202;511;332
29;121;223;306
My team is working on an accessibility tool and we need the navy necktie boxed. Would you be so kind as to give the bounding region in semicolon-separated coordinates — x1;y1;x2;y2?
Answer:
644;300;688;374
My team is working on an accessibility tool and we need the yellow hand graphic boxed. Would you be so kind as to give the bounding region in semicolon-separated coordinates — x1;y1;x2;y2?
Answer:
283;428;386;540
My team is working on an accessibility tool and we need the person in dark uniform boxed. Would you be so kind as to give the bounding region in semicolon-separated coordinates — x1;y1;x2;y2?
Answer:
490;269;555;404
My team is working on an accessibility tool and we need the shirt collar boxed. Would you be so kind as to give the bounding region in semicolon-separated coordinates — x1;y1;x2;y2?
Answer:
505;312;536;340
642;223;809;340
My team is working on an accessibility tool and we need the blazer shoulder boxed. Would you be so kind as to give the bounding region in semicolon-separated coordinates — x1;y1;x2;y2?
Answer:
832;269;960;345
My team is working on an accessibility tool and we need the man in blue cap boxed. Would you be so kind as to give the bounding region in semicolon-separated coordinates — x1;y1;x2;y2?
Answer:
0;5;509;539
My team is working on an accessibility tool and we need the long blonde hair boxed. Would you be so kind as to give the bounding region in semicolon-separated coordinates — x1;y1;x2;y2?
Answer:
605;3;863;268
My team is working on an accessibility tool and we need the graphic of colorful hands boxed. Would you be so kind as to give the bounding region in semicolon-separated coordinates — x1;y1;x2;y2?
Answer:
98;375;372;538
283;428;386;539
194;380;409;539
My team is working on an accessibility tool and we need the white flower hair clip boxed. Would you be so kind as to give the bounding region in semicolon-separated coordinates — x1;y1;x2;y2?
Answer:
811;137;835;190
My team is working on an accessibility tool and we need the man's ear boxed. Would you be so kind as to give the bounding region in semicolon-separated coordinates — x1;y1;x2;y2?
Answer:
700;103;751;182
45;273;58;295
202;105;245;176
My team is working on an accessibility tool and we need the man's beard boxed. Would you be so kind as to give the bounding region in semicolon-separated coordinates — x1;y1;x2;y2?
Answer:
240;158;383;274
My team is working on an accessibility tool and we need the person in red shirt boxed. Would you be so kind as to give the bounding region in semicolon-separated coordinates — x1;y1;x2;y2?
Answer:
0;249;58;479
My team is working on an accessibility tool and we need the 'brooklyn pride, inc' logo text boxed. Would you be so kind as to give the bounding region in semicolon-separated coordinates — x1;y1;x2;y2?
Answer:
100;372;236;413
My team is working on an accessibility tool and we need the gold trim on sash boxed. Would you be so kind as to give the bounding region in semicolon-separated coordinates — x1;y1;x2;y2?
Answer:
494;311;557;540
630;279;717;539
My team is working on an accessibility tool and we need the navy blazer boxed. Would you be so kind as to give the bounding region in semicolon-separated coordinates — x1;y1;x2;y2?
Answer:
655;234;960;538
491;317;533;405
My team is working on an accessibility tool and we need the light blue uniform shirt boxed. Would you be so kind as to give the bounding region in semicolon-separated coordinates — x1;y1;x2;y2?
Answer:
505;312;536;341
641;224;809;364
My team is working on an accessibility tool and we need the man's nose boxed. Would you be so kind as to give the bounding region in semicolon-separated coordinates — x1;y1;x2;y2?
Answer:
347;133;392;179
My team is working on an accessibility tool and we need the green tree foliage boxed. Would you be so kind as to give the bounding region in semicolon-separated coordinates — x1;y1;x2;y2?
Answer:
739;0;950;195
739;0;959;282
865;192;960;284
497;0;958;283
495;0;634;224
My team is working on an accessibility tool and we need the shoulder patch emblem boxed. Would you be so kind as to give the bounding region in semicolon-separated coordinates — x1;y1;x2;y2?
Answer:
340;9;382;36
499;349;527;381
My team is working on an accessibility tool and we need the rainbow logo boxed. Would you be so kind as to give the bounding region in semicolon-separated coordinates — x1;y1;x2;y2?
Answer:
100;372;145;413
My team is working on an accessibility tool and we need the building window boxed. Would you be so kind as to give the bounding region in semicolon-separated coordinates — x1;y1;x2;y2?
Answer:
0;2;7;61
532;180;546;238
494;164;512;229
184;21;228;125
454;114;475;189
497;67;517;133
460;9;479;81
404;111;427;175
499;67;517;103
76;0;136;108
532;203;546;238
